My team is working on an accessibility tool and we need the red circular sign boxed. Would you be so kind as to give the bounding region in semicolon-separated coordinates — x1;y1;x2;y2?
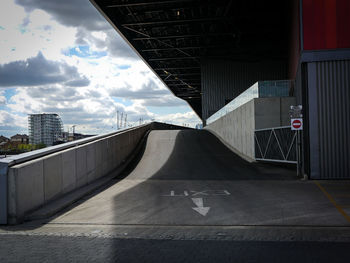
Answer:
292;119;302;129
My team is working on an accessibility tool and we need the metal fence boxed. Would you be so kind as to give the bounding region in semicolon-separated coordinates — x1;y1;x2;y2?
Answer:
255;126;297;164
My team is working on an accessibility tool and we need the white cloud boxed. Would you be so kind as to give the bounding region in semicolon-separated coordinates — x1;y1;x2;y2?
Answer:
0;3;77;63
155;111;200;127
0;91;6;105
0;110;27;135
0;0;201;138
6;83;158;134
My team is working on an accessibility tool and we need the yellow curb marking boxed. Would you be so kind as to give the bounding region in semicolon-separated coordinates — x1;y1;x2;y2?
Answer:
315;181;350;223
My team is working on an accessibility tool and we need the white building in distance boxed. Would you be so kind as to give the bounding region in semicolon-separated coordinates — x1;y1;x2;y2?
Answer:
28;113;63;146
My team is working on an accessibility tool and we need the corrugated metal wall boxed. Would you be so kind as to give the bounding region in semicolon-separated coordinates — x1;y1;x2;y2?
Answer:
201;58;288;120
294;64;303;104
308;59;350;179
294;63;311;177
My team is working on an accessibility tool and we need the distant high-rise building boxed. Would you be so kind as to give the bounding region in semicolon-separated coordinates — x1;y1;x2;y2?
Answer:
28;114;63;146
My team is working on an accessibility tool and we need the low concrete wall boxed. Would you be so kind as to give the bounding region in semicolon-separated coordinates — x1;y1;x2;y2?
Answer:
6;125;151;224
205;97;296;161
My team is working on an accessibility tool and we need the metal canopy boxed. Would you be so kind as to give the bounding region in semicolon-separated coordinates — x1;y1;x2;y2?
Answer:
91;0;290;119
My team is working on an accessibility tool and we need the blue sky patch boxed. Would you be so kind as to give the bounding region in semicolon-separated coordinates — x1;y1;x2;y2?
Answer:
113;97;133;107
17;26;28;34
5;88;16;100
88;61;98;66
118;64;131;70
63;45;107;59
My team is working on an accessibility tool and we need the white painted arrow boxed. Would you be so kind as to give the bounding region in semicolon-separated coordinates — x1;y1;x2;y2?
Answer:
191;198;210;216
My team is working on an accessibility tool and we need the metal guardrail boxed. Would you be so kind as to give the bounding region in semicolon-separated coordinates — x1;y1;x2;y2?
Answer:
254;126;297;164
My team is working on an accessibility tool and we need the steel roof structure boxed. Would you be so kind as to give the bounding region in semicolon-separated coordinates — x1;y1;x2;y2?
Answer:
91;0;290;119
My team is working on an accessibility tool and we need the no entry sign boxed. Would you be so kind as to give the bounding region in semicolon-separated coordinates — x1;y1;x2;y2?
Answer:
291;118;303;130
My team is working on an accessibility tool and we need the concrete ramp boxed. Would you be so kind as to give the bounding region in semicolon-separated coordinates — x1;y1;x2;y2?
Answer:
126;130;294;181
49;129;350;226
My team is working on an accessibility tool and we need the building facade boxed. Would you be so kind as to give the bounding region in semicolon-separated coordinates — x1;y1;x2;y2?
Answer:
28;114;63;146
92;0;350;179
10;134;29;144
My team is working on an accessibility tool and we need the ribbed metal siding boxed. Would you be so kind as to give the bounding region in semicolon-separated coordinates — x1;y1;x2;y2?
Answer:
201;59;287;120
314;60;350;179
294;64;303;104
294;63;311;177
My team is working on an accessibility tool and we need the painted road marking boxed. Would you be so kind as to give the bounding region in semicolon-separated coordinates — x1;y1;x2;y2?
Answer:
162;190;230;216
163;191;190;196
162;190;231;197
315;181;350;223
191;198;210;216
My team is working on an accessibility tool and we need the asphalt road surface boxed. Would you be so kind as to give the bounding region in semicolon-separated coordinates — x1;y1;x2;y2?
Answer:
50;130;349;226
2;129;350;262
0;234;349;263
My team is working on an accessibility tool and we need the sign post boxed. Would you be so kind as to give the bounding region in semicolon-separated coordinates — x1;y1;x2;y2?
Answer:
291;118;303;130
290;106;303;178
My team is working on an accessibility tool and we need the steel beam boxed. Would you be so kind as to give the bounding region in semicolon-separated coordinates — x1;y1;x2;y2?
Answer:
142;45;231;52
164;79;199;82
107;0;196;8
122;17;226;27
149;56;199;61
133;33;233;40
167;83;200;86
160;73;200;76
154;67;200;70
142;47;201;52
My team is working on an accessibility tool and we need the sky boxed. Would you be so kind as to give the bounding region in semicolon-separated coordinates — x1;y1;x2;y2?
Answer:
0;0;201;138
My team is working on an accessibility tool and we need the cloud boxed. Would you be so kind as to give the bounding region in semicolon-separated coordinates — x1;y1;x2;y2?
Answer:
0;90;5;105
108;72;187;107
0;110;27;134
155;111;200;127
0;0;201;137
6;84;155;133
15;0;109;31
15;0;138;60
65;76;90;87
73;26;138;60
140;96;187;107
0;52;90;87
103;30;138;60
110;82;169;100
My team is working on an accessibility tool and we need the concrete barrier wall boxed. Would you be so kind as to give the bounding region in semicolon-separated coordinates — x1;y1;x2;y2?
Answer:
7;125;150;224
205;97;296;161
205;100;255;161
255;97;296;129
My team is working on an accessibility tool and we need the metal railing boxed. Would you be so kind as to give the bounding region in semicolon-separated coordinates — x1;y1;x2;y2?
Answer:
254;126;297;164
